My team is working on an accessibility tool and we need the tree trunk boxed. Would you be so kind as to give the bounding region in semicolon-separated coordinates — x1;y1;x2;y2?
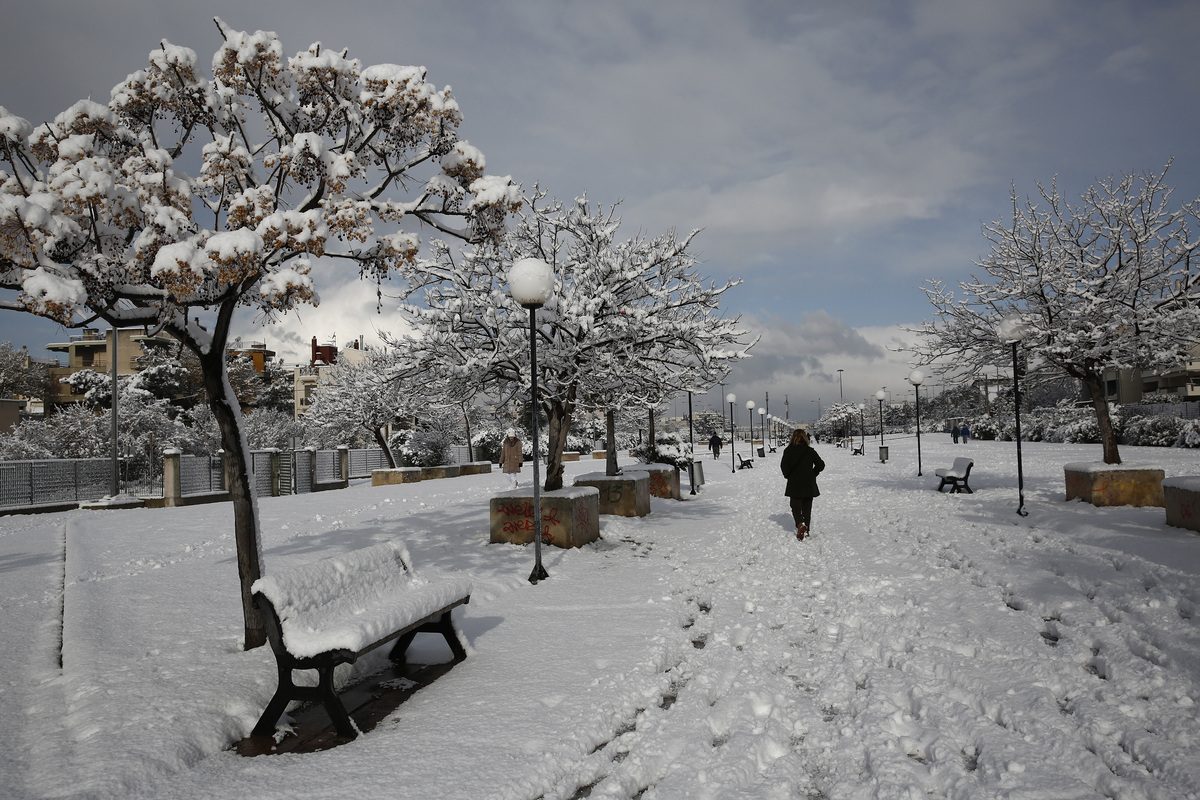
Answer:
544;399;569;491
648;407;655;455
374;426;396;469
197;346;266;650
1081;371;1122;464
606;409;619;476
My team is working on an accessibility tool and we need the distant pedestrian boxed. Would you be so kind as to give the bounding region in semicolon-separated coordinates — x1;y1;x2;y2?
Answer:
709;432;722;459
780;428;825;542
961;425;970;443
500;430;523;488
952;426;959;444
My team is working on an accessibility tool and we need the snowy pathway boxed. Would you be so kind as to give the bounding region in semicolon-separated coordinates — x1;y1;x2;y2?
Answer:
1;440;1198;799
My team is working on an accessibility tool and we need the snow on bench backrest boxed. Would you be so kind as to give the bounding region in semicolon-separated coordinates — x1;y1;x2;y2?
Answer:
950;457;973;476
252;539;471;659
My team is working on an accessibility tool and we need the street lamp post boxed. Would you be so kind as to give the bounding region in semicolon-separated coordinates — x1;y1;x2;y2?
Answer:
726;393;737;473
508;257;555;584
758;407;766;455
687;390;697;495
999;316;1030;516
875;389;887;463
837;368;844;400
909;369;924;476
857;403;865;455
746;400;755;448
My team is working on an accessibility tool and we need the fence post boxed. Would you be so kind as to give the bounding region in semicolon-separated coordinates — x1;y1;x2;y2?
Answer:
338;446;349;484
162;449;182;507
309;446;318;491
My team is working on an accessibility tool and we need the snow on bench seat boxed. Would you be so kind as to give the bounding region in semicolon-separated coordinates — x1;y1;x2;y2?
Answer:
252;539;471;659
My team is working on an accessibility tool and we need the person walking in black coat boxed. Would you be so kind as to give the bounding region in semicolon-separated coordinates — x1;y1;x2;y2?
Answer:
780;428;825;541
709;432;722;459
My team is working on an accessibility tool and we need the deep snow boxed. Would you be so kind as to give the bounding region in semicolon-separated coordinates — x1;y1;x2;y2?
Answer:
1;436;1198;799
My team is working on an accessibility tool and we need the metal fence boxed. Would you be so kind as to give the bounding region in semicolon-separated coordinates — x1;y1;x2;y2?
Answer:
0;458;114;509
0;446;465;514
348;448;389;478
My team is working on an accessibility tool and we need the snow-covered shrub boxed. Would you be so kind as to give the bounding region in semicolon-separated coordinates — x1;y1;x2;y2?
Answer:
1122;414;1187;447
408;429;454;468
631;432;693;469
964;415;1002;441
1175;420;1200;448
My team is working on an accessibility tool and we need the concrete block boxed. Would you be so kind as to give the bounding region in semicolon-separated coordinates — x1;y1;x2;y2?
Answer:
1164;477;1200;533
573;471;651;517
489;486;600;548
1064;462;1165;508
625;464;681;500
371;467;423;486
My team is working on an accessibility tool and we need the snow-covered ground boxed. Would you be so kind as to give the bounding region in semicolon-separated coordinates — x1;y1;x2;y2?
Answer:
2;436;1198;800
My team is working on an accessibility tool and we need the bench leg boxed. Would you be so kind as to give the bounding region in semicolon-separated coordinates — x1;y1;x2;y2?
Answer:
251;669;296;738
388;631;420;664
435;611;468;661
317;665;357;739
388;612;468;664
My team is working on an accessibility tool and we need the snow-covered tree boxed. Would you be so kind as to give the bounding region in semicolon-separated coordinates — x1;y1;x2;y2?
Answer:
910;165;1200;464
241;407;306;451
304;348;424;467
395;192;752;490
0;21;519;647
815;401;858;439
0;341;50;400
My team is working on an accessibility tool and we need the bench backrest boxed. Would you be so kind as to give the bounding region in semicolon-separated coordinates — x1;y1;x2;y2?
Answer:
951;457;973;475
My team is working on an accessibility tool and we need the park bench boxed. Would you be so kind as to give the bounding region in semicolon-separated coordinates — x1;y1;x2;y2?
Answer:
935;457;974;494
851;441;864;456
736;453;754;469
250;539;471;740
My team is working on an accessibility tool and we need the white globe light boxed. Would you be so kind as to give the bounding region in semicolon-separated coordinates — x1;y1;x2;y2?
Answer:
746;400;755;410
726;393;736;403
875;390;886;401
508;258;555;308
909;369;925;386
758;407;766;416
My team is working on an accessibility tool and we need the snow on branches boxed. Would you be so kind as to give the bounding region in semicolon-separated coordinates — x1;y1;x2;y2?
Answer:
0;20;519;648
911;163;1200;463
391;191;753;489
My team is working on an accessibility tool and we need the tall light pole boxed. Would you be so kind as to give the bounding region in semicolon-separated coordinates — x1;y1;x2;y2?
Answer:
837;368;844;400
687;390;696;495
746;400;755;446
109;327;119;497
999;315;1031;516
857;403;865;455
758;407;766;454
726;392;737;473
875;389;887;462
508;257;555;584
909;369;924;476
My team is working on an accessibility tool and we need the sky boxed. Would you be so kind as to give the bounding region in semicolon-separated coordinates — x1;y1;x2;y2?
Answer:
2;0;1198;422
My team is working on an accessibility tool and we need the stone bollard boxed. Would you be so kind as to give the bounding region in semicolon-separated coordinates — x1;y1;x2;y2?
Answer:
573;471;651;517
1164;477;1200;533
624;464;681;500
489;486;600;548
161;448;183;507
1064;462;1166;507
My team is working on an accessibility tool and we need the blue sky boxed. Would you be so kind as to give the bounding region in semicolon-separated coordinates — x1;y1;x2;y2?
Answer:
2;0;1197;422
